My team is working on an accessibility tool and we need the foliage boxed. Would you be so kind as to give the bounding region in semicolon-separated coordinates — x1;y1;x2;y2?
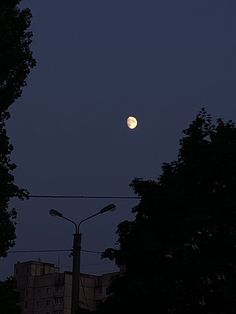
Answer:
0;0;35;256
76;307;92;314
100;109;236;313
0;277;21;313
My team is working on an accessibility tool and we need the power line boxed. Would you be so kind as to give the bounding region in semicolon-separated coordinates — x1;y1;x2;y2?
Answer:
82;249;104;254
8;249;71;253
8;249;104;254
28;194;140;200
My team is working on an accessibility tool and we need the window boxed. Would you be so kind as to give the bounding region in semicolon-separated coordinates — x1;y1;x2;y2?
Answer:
54;297;63;304
46;300;51;305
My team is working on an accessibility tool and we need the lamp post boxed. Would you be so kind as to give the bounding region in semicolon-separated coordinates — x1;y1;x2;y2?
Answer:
49;204;116;314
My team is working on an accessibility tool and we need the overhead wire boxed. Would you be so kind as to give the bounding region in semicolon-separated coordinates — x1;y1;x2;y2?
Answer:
8;248;104;254
28;194;140;200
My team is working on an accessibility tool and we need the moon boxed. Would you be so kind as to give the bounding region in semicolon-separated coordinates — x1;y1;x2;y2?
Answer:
127;116;138;129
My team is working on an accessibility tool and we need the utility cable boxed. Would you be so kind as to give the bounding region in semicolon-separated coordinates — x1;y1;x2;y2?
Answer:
8;249;104;254
28;194;140;200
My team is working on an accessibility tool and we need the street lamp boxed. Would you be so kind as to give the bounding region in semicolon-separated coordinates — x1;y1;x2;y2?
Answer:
49;204;116;314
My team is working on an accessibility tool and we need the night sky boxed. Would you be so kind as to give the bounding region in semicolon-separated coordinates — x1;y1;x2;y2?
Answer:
1;0;236;279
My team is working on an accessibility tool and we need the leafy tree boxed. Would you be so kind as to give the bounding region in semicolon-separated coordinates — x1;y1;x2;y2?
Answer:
100;109;236;313
0;277;21;313
0;0;35;256
76;307;92;314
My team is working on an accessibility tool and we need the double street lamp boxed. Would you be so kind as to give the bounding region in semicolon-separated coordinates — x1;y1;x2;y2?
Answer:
49;204;116;314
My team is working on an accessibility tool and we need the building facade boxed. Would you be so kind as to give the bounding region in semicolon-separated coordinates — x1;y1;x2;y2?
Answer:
15;260;118;314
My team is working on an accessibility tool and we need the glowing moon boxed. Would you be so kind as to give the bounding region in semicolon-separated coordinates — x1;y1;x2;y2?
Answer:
127;116;138;129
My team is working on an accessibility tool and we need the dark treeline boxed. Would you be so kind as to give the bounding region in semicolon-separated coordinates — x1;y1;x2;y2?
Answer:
0;1;35;312
0;0;35;257
98;109;236;314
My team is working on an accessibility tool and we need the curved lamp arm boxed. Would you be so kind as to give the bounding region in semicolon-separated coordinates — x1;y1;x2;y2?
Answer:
78;204;116;230
49;209;78;233
50;203;116;234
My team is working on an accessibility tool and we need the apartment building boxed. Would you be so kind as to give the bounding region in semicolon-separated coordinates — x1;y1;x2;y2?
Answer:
15;260;118;314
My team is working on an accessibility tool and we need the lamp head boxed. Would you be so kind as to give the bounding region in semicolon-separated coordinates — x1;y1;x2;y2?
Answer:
100;203;116;213
49;209;63;217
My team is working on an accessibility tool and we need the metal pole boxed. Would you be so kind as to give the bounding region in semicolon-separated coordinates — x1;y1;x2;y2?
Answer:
71;232;81;314
49;206;115;313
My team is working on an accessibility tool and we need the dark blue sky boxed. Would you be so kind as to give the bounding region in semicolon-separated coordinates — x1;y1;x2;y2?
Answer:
1;0;236;279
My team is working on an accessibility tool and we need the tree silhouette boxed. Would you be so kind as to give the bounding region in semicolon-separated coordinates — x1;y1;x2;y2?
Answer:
0;0;35;256
100;109;236;313
0;277;21;313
